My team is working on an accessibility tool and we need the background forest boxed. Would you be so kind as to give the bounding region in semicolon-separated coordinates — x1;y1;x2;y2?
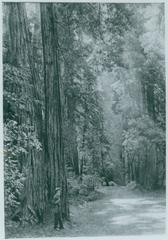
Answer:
3;2;165;236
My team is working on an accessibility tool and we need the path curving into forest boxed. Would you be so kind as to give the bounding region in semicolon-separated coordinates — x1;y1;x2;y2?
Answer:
64;186;166;237
6;186;166;238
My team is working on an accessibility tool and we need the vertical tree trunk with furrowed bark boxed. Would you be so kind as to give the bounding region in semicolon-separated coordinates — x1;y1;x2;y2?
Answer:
40;3;69;219
6;4;28;67
63;8;80;177
67;97;80;176
6;3;47;222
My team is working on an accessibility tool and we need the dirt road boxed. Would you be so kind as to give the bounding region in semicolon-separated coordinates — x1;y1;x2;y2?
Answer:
6;186;166;238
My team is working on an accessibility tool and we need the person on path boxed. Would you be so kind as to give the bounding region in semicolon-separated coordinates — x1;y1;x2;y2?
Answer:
53;187;64;230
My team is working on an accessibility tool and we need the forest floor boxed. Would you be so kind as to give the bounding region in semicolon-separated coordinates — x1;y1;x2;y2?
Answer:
6;186;166;238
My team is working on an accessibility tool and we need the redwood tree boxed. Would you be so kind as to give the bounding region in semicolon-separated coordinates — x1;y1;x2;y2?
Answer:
40;3;69;219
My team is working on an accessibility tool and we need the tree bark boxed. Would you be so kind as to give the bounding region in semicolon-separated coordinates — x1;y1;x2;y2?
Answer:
40;3;69;219
6;3;47;223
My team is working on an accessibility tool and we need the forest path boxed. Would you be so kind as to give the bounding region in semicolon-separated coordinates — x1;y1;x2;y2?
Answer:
63;186;166;237
6;186;166;238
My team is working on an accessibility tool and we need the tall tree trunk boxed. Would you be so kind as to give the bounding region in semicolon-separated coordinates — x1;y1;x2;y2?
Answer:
64;9;80;177
67;97;79;176
6;3;47;223
40;3;69;219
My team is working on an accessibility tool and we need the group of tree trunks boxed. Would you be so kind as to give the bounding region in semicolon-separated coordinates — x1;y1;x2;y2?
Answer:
3;3;165;225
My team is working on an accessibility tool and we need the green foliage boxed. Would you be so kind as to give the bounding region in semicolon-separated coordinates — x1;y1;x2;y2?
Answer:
122;115;165;189
82;174;100;191
3;64;32;121
4;120;42;219
122;116;165;152
100;161;114;183
3;63;42;221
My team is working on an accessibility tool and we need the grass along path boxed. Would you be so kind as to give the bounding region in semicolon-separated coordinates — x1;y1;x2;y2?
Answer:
6;186;166;238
